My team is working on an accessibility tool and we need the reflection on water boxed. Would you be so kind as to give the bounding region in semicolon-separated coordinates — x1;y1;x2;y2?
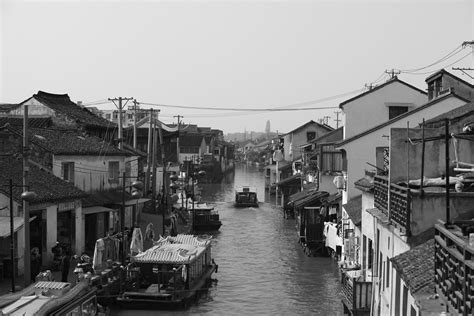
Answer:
114;164;342;315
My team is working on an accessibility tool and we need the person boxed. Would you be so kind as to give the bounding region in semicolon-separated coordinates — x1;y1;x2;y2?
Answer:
60;246;71;282
31;247;41;282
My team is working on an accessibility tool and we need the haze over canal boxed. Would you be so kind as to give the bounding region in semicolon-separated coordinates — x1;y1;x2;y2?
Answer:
116;163;342;315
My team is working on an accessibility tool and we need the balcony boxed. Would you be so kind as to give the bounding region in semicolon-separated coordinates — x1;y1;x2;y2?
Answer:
434;220;474;316
374;176;411;235
341;269;372;315
374;176;474;237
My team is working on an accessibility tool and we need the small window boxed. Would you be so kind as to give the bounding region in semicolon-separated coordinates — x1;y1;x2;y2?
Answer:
214;149;219;155
389;106;409;119
386;258;390;288
113;112;118;119
61;162;75;184
105;113;111;119
307;131;316;141
108;161;120;181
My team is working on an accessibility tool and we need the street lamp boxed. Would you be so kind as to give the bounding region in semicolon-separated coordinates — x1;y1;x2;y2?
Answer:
3;179;36;292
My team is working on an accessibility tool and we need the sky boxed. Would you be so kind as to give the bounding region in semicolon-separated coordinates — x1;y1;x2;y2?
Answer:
1;0;472;134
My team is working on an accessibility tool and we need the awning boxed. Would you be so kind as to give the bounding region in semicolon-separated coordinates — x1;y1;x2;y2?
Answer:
342;195;362;226
294;191;329;209
276;173;301;187
82;206;117;215
0;216;36;238
123;198;151;206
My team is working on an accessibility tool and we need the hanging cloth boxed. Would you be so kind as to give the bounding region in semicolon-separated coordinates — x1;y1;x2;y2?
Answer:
145;223;155;241
92;238;105;270
130;227;144;255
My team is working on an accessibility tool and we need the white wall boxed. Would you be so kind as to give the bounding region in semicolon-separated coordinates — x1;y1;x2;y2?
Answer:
340;96;467;202
342;81;427;140
53;155;138;192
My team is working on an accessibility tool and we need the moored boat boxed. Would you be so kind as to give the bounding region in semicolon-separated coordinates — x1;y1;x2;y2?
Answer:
234;186;259;207
116;234;218;310
192;203;222;231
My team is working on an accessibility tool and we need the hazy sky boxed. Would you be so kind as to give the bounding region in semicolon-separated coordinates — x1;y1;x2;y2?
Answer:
1;0;472;133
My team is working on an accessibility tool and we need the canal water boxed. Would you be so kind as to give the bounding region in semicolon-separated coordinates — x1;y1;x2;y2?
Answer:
114;163;342;315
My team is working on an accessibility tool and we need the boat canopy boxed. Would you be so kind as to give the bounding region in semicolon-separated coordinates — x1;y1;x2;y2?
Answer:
132;234;212;265
235;186;257;193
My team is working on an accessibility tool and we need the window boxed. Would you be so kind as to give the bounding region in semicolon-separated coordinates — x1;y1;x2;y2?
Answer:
389;106;409;119
113;112;118;119
108;161;120;181
61;162;75;184
362;235;367;270
307;131;316;141
214;149;219;155
368;238;373;269
105;113;111;119
386;258;390;288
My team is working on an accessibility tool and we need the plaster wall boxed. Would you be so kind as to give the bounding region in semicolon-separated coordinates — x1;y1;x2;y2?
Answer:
342;81;427;139
340;96;467;201
53;155;136;192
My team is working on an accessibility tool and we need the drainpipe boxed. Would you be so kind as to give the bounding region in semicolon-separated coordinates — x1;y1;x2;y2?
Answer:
445;119;450;224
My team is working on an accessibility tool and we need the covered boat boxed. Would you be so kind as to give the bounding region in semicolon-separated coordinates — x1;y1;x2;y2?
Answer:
117;234;218;310
234;186;258;207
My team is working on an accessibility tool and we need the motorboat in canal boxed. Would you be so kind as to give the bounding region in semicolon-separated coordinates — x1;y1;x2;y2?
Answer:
234;186;258;207
192;203;222;231
175;192;222;231
116;234;218;310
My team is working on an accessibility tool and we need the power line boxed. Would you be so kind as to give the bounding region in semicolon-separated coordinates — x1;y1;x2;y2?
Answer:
400;44;465;73
401;52;472;76
139;88;364;112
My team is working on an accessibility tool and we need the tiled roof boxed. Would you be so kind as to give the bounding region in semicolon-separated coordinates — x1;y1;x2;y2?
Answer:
424;101;474;128
366;207;389;224
284;120;333;136
391;239;435;295
0;156;86;204
0;117;53;129
28;91;114;128
0;104;19;113
294;191;329;209
180;135;204;147
9;126;128;156
324;192;342;204
342;195;362;226
354;177;374;192
276;173;301;187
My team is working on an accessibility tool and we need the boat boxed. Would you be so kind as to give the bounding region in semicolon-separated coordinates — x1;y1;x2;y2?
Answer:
192;203;222;231
0;281;107;316
174;193;222;231
234;186;259;207
116;234;218;310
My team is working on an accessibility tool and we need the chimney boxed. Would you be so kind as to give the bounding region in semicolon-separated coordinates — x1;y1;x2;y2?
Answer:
77;101;83;108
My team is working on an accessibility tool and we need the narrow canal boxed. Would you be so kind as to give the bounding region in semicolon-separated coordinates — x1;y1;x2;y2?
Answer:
114;163;342;315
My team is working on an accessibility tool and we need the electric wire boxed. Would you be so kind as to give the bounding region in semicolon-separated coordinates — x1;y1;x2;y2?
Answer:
400;44;465;73
401;52;472;76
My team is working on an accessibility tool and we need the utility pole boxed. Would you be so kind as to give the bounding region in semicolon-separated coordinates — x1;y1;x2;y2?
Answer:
23;105;30;288
323;116;330;125
108;97;133;150
132;99;139;149
174;115;183;163
385;69;401;79
334;111;341;128
145;109;154;195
